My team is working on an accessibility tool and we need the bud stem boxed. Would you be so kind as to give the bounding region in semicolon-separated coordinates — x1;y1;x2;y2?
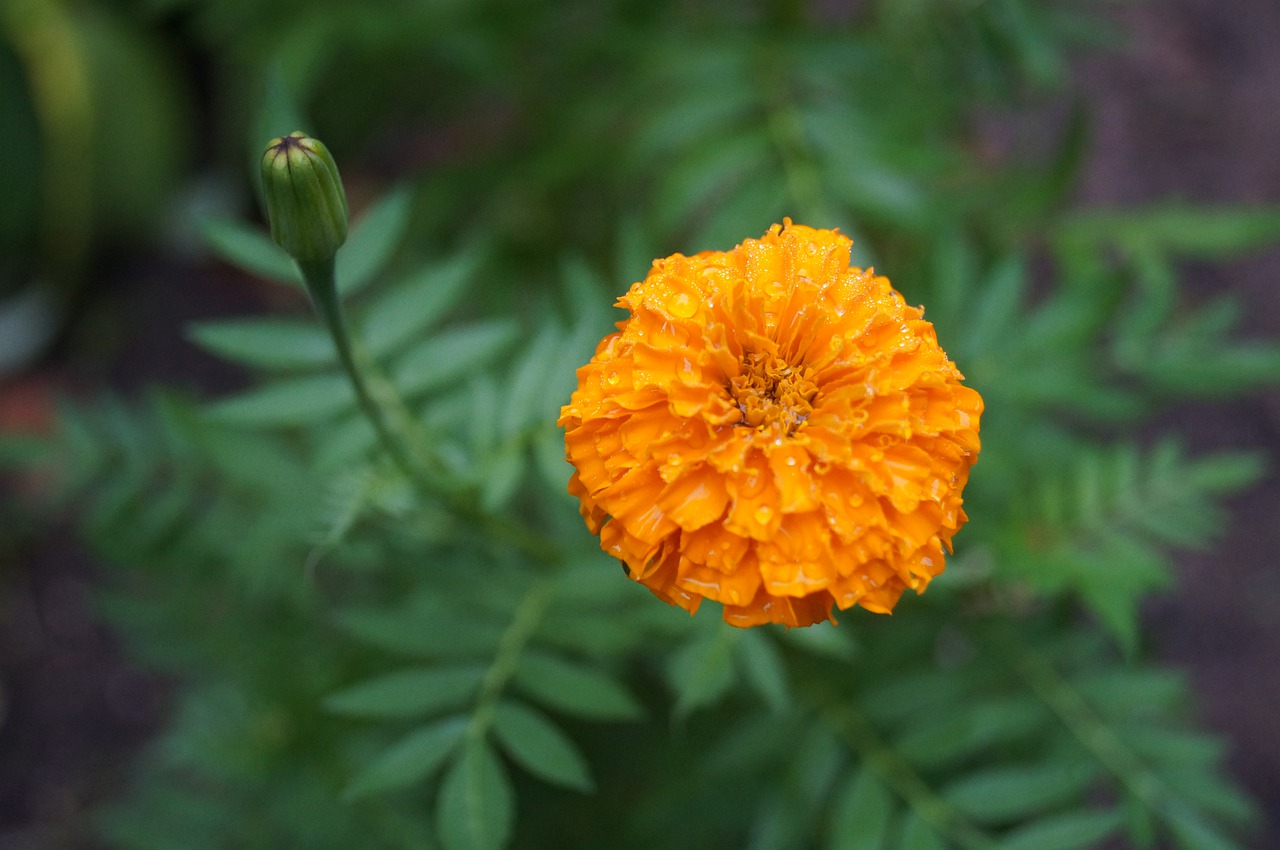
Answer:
297;258;419;481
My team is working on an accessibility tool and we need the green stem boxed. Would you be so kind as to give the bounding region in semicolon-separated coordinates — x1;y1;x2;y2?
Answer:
805;681;997;850
298;259;566;570
467;578;554;739
994;634;1167;812
298;258;420;481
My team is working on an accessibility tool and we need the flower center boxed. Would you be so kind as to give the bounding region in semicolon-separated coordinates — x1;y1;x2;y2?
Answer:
730;350;820;434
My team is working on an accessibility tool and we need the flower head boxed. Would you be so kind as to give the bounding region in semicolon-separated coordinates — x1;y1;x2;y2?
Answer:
559;221;982;628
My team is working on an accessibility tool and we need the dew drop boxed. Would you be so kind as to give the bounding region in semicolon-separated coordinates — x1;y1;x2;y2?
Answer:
754;505;773;524
829;334;843;350
670;292;697;318
784;456;798;466
604;369;621;386
667;453;683;467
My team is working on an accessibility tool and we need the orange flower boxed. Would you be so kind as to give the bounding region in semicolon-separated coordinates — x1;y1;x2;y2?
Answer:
559;221;982;627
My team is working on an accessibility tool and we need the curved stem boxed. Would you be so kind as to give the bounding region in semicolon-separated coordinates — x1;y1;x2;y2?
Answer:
467;578;554;739
298;258;567;569
298;258;420;481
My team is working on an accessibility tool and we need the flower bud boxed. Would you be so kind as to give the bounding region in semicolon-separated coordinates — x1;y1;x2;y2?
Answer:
260;131;349;264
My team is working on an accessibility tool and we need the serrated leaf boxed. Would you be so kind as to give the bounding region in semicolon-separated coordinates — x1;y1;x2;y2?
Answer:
898;811;945;850
735;630;789;712
962;256;1026;361
1069;205;1280;258
513;650;642;721
996;809;1123;850
204;373;353;426
1164;804;1248;850
188;319;335;370
1160;767;1256;826
336;186;414;295
894;696;1050;771
491;699;593;792
858;669;969;726
781;620;857;660
1121;727;1224;768
501;320;561;439
668;629;737;718
198;216;299;283
324;664;486;718
1185;452;1266;494
436;738;513;850
343;715;468;800
391;321;520;398
335;603;504;659
362;250;483;358
942;761;1098;824
479;442;525;513
827;768;893;850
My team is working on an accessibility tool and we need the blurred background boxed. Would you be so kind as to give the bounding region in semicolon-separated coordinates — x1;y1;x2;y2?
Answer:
0;0;1277;847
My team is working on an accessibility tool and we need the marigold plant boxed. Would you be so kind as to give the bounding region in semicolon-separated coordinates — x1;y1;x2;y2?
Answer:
560;221;983;627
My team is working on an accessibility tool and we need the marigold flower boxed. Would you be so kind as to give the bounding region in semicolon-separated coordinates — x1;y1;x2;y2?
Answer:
559;221;982;627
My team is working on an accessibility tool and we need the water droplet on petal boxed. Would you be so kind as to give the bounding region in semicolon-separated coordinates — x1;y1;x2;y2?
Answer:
754;505;773;524
670;292;697;318
604;369;621;386
829;334;843;350
784;456;797;466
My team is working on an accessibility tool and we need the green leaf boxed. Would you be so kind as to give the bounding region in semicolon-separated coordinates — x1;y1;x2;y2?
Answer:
491;699;594;792
893;696;1049;772
513;650;643;721
827;768;893;850
1185;451;1266;494
735;629;789;712
204;373;353;427
1164;804;1248;850
323;665;486;718
1067;204;1280;259
436;738;514;850
960;255;1026;362
342;715;468;800
942;761;1098;824
187;318;335;370
198;216;299;284
336;186;414;295
335;601;504;659
1160;767;1256;826
668;628;737;718
898;811;945;850
362;250;483;358
391;321;520;398
501;320;562;439
996;809;1123;850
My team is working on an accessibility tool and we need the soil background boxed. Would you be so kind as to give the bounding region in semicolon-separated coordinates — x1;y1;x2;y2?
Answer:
1;0;1279;847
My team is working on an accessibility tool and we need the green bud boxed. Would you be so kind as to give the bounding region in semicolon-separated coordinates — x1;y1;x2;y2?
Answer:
261;131;349;264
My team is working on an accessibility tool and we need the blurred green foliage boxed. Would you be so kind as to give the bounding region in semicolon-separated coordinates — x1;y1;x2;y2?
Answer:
4;1;1280;849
